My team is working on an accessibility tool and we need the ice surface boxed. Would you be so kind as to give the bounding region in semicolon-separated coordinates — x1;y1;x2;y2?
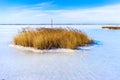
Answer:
0;25;120;80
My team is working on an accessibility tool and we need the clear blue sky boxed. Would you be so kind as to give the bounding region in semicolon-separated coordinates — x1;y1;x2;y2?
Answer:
0;0;120;9
0;0;120;24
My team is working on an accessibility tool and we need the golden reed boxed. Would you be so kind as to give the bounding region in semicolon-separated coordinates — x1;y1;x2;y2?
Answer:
13;28;93;50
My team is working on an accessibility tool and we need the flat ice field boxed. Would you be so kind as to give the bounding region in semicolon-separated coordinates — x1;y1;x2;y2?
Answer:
0;25;120;80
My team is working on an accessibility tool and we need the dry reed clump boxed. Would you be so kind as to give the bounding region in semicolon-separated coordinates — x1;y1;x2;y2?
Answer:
13;28;93;49
102;26;120;30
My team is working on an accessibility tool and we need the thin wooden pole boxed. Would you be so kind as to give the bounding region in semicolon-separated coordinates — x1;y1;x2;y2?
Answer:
51;19;53;28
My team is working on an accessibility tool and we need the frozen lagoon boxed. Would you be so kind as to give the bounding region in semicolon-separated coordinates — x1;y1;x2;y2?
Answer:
0;25;120;80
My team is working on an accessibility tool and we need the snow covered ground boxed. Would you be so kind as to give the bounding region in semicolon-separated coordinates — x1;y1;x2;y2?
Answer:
0;25;120;80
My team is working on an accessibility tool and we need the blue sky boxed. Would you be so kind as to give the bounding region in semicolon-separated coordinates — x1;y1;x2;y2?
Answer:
0;0;120;9
0;0;120;24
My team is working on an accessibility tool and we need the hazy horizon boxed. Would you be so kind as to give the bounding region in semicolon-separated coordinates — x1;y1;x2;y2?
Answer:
0;23;120;25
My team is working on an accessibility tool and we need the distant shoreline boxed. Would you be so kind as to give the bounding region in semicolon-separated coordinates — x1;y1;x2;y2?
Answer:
0;24;120;25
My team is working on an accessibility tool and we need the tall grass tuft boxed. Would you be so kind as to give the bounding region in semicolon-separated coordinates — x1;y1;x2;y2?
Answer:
13;28;93;50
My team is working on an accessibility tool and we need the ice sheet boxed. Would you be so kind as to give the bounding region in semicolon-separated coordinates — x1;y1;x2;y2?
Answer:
0;25;120;80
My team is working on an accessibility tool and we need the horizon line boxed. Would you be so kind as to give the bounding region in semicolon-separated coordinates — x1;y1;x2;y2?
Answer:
0;23;120;25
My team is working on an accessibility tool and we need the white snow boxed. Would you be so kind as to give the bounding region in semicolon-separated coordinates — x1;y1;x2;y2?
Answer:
0;25;120;80
9;44;76;53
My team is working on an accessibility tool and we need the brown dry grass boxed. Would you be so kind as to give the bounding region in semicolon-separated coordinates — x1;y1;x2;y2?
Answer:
13;28;93;49
102;26;120;30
